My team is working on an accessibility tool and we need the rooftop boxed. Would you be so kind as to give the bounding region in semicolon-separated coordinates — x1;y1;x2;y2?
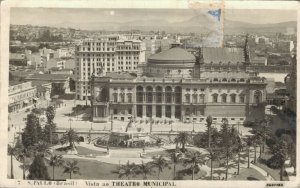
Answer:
148;48;195;63
202;47;245;64
25;73;70;81
105;72;137;79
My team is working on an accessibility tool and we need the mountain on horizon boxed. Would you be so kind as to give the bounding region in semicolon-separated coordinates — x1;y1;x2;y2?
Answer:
15;15;297;34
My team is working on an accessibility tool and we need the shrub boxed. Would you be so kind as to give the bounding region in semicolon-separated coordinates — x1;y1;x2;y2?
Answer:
243;120;255;127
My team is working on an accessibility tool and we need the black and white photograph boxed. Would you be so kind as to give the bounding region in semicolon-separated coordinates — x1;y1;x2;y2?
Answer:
1;0;299;187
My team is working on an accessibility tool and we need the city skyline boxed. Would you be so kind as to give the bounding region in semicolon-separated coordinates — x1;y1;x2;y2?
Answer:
11;8;297;29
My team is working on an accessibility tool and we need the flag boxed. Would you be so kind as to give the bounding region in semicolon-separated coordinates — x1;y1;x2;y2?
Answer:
208;9;221;21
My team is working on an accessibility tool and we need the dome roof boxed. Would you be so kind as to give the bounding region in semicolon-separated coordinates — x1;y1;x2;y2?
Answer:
148;48;195;63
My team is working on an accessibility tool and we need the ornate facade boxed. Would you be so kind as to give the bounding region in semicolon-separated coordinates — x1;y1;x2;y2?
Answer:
91;46;267;124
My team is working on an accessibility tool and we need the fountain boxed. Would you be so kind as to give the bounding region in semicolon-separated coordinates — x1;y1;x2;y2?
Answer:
96;117;154;148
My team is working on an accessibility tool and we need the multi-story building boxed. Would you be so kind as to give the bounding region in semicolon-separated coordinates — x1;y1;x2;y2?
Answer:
75;36;146;100
91;44;267;124
9;81;37;113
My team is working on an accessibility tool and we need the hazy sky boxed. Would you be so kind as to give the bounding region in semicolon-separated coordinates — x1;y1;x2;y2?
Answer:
11;8;297;26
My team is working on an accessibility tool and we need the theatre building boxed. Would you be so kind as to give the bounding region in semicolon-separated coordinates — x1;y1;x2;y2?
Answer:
91;45;267;124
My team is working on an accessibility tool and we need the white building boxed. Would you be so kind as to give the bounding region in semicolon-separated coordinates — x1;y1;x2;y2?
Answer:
75;36;146;100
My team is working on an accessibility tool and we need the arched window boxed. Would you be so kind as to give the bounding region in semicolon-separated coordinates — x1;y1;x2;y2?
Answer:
222;78;227;82
146;86;153;103
113;93;118;102
199;94;205;103
213;78;218;82
156;86;162;103
240;78;245;82
212;93;218;103
230;94;236;103
192;94;197;103
136;86;143;102
231;78;236;82
185;94;191;103
239;94;245;103
127;93;132;103
221;94;227;103
165;86;172;103
175;86;182;104
120;93;125;103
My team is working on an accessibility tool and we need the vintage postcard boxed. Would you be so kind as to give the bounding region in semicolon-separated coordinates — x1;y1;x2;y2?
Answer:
0;0;299;188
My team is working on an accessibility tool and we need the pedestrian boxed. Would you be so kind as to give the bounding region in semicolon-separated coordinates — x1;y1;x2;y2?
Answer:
107;146;110;154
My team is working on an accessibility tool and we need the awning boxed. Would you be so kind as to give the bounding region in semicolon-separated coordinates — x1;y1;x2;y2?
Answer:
23;100;29;104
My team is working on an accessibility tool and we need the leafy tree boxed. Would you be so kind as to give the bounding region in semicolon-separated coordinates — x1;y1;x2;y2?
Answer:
176;132;190;152
22;113;43;149
27;155;50;180
169;150;183;180
48;154;64;180
135;161;154;180
63;160;81;179
151;155;170;180
44;106;56;144
115;161;137;180
60;129;80;148
206;115;213;148
30;141;51;157
183;151;206;180
269;138;289;181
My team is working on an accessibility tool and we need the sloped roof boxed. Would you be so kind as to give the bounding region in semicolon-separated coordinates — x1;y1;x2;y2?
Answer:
148;47;195;62
202;47;245;64
106;72;137;79
25;73;70;81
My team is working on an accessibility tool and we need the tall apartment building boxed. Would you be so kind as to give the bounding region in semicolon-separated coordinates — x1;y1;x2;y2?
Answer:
75;36;146;100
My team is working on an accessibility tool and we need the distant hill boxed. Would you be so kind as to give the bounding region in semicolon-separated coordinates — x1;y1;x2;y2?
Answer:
224;20;297;34
40;15;298;34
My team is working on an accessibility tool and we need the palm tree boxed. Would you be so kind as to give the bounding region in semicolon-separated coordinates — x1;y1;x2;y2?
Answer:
206;115;213;148
151;155;170;180
219;119;237;180
116;161;137;180
60;129;80;148
245;136;253;168
63;160;81;179
7;144;15;179
183;151;206;180
48;154;64;180
260;118;271;153
169;150;182;179
176;132;190;151
14;142;31;180
207;148;220;180
235;135;244;175
136;161;154;180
